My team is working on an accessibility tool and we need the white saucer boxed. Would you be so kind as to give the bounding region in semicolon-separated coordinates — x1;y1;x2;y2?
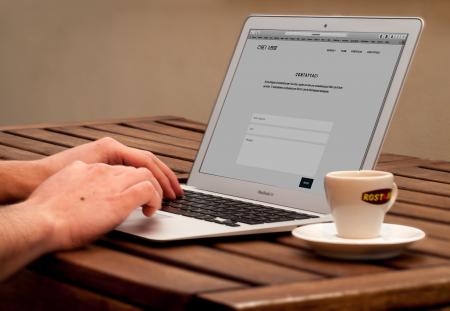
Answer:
292;223;425;260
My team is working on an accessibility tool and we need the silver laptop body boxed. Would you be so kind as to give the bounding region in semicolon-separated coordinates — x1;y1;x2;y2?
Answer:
117;15;423;241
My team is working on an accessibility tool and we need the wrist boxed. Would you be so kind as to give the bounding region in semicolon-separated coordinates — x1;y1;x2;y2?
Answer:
29;159;54;189
0;202;55;278
0;160;52;203
10;201;56;254
21;159;53;200
0;202;56;280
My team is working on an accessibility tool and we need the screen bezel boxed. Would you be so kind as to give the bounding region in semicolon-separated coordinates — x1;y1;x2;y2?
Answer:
188;15;423;214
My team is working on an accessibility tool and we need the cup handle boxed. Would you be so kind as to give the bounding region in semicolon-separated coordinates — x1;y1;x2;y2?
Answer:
383;182;398;213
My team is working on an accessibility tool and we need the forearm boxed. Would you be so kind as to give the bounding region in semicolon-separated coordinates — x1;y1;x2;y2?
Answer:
0;203;53;281
0;160;50;203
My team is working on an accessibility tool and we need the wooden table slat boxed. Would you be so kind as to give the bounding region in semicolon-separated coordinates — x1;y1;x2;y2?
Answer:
49;126;197;162
385;214;450;241
420;162;450;173
214;241;390;277
375;158;427;171
36;245;245;310
7;127;192;173
377;153;417;163
390;201;450;224
411;237;450;259
147;155;192;173
9;128;92;147
87;124;200;150
0;144;44;161
157;119;207;133
125;121;203;142
392;166;450;184
175;173;190;183
0;270;140;311
100;237;321;286
198;266;450;311
397;189;450;209
0;132;67;155
0;115;178;131
378;252;449;269
275;235;450;270
395;175;450;197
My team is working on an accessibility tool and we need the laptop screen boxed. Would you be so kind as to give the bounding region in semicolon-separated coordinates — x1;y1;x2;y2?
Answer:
199;29;407;194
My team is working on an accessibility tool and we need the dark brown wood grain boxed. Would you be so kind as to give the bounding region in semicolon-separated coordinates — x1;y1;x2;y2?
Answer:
214;240;390;277
410;237;450;259
0;132;66;155
49;126;197;161
198;266;450;311
9;128;92;147
389;201;450;224
99;237;321;286
392;166;450;184
175;173;190;183
397;189;450;210
0;144;44;160
395;175;450;197
158;118;207;132
375;158;427;171
87;124;200;150
0;270;140;311
7;127;192;173
274;235;448;269
0;115;177;131
381;252;449;269
421;162;450;173
377;153;416;163
125;121;203;142
385;214;450;241
35;245;245;311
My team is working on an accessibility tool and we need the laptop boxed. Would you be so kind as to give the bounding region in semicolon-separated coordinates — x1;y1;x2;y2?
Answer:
117;15;423;241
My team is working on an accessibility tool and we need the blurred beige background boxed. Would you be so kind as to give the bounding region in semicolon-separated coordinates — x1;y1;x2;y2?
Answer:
0;0;448;161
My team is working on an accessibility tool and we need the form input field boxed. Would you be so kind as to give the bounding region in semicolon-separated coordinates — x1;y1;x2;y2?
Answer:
237;136;325;176
251;113;333;132
247;124;329;144
236;114;333;176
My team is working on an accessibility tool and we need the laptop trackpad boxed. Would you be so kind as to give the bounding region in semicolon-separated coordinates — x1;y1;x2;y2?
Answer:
118;209;174;227
116;208;227;240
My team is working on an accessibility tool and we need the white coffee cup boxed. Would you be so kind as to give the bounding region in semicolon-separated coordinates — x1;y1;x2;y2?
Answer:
324;170;398;239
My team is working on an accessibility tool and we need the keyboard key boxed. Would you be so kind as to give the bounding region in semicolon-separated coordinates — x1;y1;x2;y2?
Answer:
161;190;316;227
161;206;182;214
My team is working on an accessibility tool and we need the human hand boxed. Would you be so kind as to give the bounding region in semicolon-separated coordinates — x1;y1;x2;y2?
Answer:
26;160;162;251
37;137;183;200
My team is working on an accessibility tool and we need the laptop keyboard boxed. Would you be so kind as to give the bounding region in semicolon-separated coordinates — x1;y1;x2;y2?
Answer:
161;190;318;227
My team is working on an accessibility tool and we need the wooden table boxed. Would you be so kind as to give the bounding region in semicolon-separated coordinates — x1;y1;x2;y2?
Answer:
0;115;449;310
